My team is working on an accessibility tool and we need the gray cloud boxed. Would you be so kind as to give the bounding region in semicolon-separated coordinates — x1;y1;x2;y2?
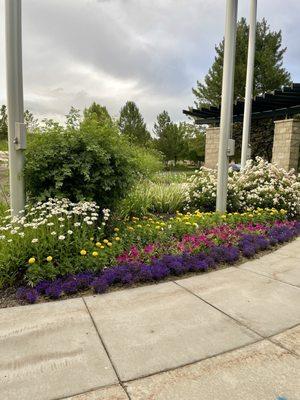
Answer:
0;0;299;128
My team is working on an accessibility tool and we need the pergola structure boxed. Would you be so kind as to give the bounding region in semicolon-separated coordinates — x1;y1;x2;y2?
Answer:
183;83;300;125
183;83;300;174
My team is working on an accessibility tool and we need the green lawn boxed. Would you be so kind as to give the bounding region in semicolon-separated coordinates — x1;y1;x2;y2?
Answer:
0;140;8;151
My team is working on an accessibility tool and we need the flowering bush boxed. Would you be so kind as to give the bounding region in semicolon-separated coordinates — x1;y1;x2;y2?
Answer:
186;157;300;216
0;197;293;291
17;220;300;304
0;199;118;286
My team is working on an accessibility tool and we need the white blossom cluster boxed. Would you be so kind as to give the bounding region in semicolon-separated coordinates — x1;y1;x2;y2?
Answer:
186;157;300;216
0;198;109;243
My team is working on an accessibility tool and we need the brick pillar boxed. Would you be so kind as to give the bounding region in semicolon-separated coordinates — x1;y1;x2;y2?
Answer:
204;126;220;169
272;119;300;171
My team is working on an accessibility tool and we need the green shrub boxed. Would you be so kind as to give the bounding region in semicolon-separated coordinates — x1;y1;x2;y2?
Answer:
131;146;163;178
24;120;141;209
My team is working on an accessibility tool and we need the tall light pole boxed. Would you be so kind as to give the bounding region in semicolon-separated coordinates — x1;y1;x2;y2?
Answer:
216;0;238;212
5;0;26;216
241;0;257;169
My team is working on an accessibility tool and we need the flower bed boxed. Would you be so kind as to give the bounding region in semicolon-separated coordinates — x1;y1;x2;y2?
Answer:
16;218;300;304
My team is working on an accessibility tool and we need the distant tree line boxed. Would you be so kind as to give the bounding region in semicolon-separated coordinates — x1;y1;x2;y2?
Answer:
0;100;205;165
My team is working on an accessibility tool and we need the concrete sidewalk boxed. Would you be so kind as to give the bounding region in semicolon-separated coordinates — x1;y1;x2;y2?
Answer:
0;238;299;400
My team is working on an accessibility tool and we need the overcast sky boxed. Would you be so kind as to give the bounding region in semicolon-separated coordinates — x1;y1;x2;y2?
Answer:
0;0;299;129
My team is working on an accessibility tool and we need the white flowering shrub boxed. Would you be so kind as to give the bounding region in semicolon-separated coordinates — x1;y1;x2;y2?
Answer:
187;157;300;216
0;199;112;286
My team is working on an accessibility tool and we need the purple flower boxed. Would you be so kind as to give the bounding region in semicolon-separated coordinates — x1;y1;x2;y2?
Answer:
91;277;108;294
45;283;63;299
76;272;95;289
62;278;78;294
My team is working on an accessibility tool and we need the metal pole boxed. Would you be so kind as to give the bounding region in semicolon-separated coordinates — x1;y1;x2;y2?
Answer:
216;0;238;212
241;0;257;169
5;0;26;216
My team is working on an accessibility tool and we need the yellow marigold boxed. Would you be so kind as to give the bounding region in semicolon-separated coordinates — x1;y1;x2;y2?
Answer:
248;214;253;218
155;225;161;230
80;249;87;256
46;256;53;262
103;239;109;244
90;237;94;241
114;237;120;241
114;227;119;232
280;209;287;214
100;245;105;249
92;251;99;257
96;242;102;248
107;242;112;247
128;226;134;231
28;257;36;265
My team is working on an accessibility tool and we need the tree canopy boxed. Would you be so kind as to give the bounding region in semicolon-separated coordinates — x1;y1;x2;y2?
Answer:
193;18;291;108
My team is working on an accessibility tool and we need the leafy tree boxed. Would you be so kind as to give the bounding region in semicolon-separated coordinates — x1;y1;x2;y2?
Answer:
180;122;205;164
0;105;8;140
119;101;151;146
83;102;112;126
193;18;291;107
24;110;39;134
0;106;39;139
155;121;186;165
65;106;81;130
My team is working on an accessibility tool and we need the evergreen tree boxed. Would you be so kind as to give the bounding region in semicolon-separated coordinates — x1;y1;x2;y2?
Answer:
193;18;291;107
119;101;151;146
153;110;171;138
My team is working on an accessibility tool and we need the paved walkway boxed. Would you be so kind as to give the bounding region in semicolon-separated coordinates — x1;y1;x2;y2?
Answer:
0;238;299;400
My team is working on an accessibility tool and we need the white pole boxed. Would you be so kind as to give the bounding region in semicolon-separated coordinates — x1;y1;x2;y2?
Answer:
5;0;26;216
216;0;238;212
241;0;257;169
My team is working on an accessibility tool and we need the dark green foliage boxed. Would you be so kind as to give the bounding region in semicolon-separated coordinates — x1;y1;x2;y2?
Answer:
24;120;142;208
0;105;8;140
155;122;186;165
193;18;291;107
233;119;275;161
119;101;151;146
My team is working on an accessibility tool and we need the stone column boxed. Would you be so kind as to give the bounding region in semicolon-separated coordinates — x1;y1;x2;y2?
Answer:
204;126;220;169
272;119;300;171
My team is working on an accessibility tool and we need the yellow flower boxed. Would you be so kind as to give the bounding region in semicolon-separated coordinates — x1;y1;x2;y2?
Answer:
114;227;119;232
248;214;253;218
280;209;287;214
90;237;94;241
28;257;36;265
103;239;109;244
96;242;102;248
107;242;112;247
128;226;134;231
100;245;105;249
137;224;142;228
114;236;120;241
155;225;161;230
46;256;53;262
92;251;99;257
80;249;87;256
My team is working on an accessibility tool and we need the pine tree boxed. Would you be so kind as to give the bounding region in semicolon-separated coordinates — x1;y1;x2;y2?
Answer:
153;110;171;138
119;101;151;146
193;18;291;107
